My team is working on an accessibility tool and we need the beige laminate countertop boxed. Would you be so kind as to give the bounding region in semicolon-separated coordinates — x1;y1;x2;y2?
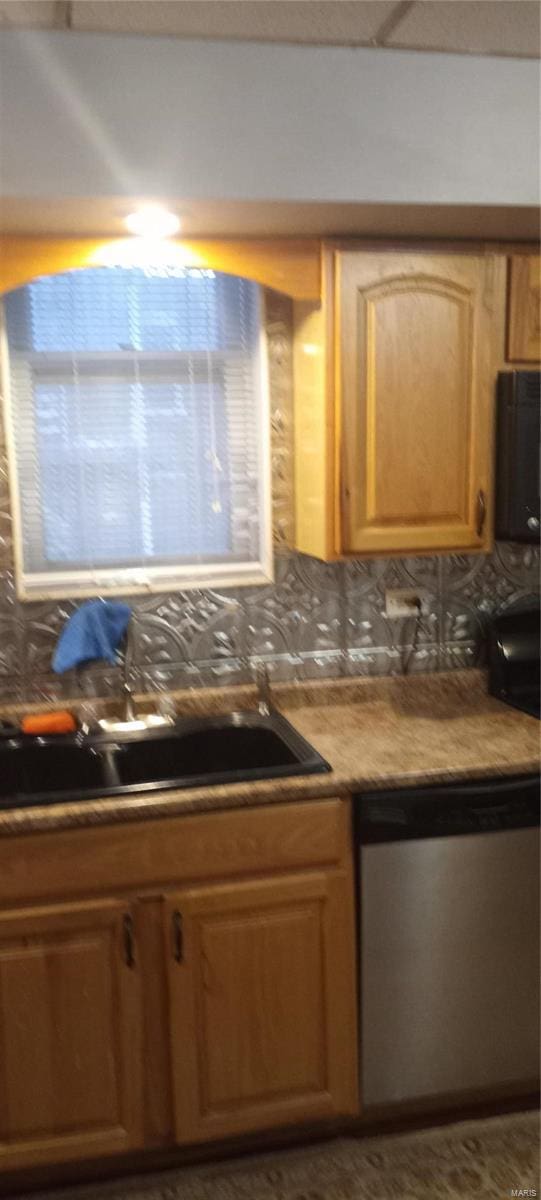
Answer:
0;670;538;837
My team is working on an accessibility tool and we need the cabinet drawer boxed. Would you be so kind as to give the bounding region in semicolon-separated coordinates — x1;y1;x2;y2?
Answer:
0;798;349;905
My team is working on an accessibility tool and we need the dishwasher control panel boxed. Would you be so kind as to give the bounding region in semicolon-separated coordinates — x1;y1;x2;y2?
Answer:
356;774;540;842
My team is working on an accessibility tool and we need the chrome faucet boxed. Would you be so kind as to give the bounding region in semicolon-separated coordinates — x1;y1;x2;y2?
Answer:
121;626;138;722
98;624;174;733
252;661;273;716
122;678;137;723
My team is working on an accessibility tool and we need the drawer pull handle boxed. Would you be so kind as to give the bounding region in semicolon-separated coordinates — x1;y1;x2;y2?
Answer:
172;910;183;963
123;913;135;968
476;489;487;539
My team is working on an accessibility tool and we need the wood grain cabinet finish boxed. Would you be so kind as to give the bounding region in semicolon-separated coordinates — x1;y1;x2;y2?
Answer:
337;252;506;555
0;899;143;1171
507;255;541;363
0;799;358;1173
294;247;507;559
163;870;358;1144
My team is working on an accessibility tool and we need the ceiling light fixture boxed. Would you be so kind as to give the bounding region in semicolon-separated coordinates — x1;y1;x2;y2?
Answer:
124;206;181;239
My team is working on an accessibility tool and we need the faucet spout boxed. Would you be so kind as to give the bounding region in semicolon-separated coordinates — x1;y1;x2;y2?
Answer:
98;622;174;732
122;680;136;723
253;662;273;716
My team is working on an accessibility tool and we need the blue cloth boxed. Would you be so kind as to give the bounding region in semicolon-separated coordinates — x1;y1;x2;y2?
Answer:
52;600;132;674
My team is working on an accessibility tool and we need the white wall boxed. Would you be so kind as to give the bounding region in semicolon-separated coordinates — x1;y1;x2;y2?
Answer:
0;29;538;205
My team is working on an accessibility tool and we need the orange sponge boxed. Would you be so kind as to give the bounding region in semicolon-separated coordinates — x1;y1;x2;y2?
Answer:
21;711;77;736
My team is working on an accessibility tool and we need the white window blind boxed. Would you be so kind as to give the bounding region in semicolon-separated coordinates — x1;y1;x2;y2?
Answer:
2;265;272;599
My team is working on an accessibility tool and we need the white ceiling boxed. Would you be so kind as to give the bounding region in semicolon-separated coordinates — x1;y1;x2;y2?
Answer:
0;0;539;58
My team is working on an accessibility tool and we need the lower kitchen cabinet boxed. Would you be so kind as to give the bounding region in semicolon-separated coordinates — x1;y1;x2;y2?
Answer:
0;899;143;1171
164;870;358;1143
0;798;358;1175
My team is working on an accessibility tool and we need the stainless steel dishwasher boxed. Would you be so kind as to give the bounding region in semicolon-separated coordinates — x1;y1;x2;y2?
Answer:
355;773;540;1110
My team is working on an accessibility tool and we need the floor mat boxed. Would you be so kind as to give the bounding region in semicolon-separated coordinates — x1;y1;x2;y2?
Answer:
14;1110;540;1200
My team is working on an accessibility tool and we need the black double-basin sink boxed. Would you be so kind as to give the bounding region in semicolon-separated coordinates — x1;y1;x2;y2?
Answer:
0;711;331;810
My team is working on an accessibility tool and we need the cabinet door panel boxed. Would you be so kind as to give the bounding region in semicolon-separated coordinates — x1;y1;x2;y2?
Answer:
507;255;541;363
338;252;505;554
0;900;142;1170
369;285;470;523
202;905;324;1105
164;871;358;1143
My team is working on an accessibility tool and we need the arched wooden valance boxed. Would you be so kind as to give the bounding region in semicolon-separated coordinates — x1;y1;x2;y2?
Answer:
0;236;321;300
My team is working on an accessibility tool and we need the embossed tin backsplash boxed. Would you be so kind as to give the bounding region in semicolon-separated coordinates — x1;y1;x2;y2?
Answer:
0;290;538;706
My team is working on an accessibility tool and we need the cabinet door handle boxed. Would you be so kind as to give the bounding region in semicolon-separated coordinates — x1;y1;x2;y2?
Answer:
123;913;135;968
476;489;487;539
172;910;183;963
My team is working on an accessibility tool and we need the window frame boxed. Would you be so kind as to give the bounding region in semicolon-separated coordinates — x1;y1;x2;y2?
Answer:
0;279;274;601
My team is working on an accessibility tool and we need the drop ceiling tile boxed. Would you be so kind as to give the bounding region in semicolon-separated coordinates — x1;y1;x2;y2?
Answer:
387;0;541;57
0;1;59;27
71;0;398;44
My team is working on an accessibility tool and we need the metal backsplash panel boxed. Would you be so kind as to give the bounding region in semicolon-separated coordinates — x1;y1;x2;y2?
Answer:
0;288;538;705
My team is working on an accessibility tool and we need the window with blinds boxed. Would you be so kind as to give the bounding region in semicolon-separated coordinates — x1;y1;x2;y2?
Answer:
2;265;272;599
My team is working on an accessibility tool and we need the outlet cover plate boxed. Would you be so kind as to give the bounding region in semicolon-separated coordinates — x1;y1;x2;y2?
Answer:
385;588;425;619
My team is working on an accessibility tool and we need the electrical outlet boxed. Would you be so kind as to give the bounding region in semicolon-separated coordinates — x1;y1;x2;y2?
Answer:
385;589;424;619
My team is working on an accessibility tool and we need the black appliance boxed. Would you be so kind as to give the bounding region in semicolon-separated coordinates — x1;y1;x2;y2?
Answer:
488;607;540;718
495;370;540;542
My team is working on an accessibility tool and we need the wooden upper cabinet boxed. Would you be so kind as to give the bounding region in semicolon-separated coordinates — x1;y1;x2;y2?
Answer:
337;252;505;555
507;255;541;362
0;899;142;1171
294;247;506;559
163;870;358;1144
